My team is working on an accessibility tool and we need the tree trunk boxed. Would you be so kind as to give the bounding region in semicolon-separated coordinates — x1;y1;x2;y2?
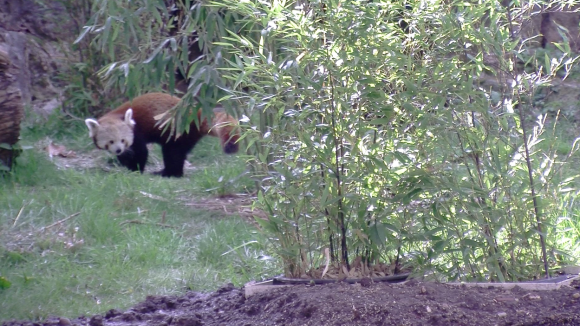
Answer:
0;47;24;171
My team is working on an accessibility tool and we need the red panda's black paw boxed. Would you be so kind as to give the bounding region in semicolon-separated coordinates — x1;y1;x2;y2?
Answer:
223;142;239;154
153;169;184;178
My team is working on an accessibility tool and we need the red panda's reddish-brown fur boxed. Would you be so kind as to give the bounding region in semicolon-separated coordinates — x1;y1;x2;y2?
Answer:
85;93;239;177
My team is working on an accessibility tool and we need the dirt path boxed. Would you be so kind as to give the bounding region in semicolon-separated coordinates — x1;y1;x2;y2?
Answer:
3;279;580;326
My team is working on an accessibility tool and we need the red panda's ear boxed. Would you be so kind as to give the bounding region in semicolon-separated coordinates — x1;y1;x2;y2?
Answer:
85;119;100;138
125;108;136;127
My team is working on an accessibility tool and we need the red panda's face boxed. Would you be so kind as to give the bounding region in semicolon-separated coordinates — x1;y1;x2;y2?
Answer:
92;123;134;155
85;109;136;155
206;111;240;154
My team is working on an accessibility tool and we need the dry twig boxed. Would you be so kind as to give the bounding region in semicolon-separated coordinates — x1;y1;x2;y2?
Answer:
120;219;176;229
39;212;81;232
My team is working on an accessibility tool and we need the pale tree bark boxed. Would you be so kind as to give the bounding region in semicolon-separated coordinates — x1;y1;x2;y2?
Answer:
0;47;24;170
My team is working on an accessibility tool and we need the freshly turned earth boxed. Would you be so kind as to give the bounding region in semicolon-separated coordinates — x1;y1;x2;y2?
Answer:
3;279;580;326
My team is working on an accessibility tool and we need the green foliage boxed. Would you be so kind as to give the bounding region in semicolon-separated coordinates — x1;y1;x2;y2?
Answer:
84;0;580;281
220;0;580;280
0;276;11;290
37;0;122;117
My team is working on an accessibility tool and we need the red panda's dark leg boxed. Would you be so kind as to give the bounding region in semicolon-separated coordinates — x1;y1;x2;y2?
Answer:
160;145;187;177
159;139;198;178
118;138;148;173
223;137;239;154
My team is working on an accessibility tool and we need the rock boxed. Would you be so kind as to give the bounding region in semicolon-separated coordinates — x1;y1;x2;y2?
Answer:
359;277;372;288
58;318;71;326
522;293;541;301
88;315;103;326
0;0;72;112
495;295;518;303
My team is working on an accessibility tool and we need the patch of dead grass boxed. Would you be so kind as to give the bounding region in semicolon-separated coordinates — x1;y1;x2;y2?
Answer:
180;193;266;228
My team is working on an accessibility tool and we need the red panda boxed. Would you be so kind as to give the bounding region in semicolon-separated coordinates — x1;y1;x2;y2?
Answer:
85;92;239;177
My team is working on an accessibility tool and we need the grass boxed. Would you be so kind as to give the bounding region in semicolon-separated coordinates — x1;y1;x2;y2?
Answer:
0;113;279;321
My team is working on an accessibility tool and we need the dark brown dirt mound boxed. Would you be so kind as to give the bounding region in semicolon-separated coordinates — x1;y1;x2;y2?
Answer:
3;280;580;326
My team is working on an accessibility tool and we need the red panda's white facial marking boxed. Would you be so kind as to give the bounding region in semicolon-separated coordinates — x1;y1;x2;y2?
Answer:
205;111;240;154
85;109;136;155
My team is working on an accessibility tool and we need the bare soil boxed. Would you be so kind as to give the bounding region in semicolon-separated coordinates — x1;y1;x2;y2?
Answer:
3;279;580;326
